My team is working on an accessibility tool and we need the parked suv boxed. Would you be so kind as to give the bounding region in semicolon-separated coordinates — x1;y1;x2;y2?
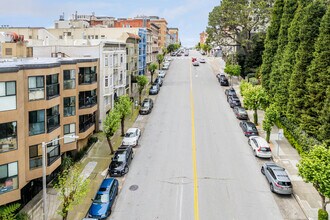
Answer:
248;136;272;158
88;178;119;219
108;146;134;177
261;162;293;195
139;98;154;115
239;121;259;137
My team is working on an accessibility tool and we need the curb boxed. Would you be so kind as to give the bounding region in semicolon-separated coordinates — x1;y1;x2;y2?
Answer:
292;193;311;220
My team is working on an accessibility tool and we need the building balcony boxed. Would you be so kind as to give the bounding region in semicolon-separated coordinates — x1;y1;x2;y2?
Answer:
47;114;60;133
79;96;97;109
46;83;60;100
79;73;97;85
47;144;60;166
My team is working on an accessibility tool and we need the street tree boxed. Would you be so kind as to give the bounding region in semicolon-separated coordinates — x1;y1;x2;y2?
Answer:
260;0;284;92
297;145;330;213
114;95;132;136
156;54;164;70
243;85;268;125
103;109;121;154
239;80;253;97
262;104;280;142
224;64;241;87
167;43;180;53
136;75;148;104
148;63;158;84
54;164;90;220
0;203;20;220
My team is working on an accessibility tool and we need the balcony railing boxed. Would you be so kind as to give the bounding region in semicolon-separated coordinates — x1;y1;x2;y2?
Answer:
79;96;97;109
79;115;95;133
29;122;45;136
47;145;60;166
64;106;75;117
79;73;97;85
29;157;42;169
29;88;45;101
46;83;60;99
47;114;60;133
63;79;76;90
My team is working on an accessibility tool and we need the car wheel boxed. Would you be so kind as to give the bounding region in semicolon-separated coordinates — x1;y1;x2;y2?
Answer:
261;167;265;175
124;166;129;174
270;183;275;192
248;139;251;145
254;150;257;157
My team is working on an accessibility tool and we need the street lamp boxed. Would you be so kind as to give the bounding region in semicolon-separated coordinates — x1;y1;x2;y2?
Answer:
42;134;79;220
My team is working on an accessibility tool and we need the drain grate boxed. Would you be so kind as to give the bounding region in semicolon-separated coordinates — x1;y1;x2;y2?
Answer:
129;185;139;191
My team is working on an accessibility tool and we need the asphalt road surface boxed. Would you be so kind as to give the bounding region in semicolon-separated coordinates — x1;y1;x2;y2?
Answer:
111;51;284;220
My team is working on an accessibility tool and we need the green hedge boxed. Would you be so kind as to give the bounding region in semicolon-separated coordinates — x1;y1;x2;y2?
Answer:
74;136;98;161
318;209;328;220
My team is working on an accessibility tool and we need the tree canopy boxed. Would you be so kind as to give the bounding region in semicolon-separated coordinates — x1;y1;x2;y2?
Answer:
114;95;132;136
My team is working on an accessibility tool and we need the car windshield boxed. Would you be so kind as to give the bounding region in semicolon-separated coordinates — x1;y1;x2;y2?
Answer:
114;153;126;162
142;102;149;107
238;109;246;114
93;194;109;203
247;124;257;132
125;132;135;138
151;86;157;89
260;147;271;152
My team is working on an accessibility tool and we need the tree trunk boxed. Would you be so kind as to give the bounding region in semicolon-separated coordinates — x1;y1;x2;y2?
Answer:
254;109;258;125
106;136;114;154
139;91;142;105
158;62;161;70
266;130;271;143
151;72;154;84
320;194;327;211
62;211;68;220
121;117;125;136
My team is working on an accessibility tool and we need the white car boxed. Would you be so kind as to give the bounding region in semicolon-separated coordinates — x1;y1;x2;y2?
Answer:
122;128;141;146
158;70;166;78
192;61;199;66
199;58;206;63
248;136;272;158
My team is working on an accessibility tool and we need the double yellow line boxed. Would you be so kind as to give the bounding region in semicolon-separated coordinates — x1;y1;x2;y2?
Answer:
189;63;200;220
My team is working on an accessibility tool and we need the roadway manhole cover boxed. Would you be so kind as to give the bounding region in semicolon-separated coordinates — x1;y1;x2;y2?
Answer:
129;185;139;191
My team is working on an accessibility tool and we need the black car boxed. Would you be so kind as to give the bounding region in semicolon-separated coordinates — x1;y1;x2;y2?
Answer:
149;84;160;95
233;106;249;120
220;77;229;86
154;77;163;87
228;95;241;108
109;146;134;177
139;98;153;115
225;88;237;101
239;121;259;137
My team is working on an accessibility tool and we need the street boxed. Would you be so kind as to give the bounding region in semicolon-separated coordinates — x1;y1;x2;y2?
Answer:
110;51;292;220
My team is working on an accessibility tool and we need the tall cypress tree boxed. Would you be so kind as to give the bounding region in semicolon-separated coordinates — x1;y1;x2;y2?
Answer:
319;87;330;147
260;0;284;92
269;0;298;108
301;6;330;138
287;0;326;124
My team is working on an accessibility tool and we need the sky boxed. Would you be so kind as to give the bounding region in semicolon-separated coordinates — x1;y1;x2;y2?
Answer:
0;0;219;47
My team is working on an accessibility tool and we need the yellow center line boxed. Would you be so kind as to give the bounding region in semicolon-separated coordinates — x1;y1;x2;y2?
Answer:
189;62;200;220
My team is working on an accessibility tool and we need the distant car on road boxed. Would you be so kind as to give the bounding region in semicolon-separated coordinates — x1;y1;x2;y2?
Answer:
261;162;293;195
149;84;160;95
233;106;249;120
239;121;259;137
87;178;119;219
139;98;154;115
108;146;134;177
248;136;272;158
199;58;206;63
228;95;241;108
122;128;141;147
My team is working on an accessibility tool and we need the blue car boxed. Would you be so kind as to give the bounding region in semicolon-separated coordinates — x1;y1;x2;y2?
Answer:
88;178;119;219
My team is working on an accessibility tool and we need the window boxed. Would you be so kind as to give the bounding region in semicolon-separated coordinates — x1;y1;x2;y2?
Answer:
79;90;97;109
46;74;59;99
29;110;45;136
0;81;16;111
63;97;76;117
79;112;96;133
64;124;76;144
47;137;60;166
0;162;18;194
105;76;109;87
78;67;97;84
5;48;12;56
63;70;76;89
28;76;44;101
109;55;113;67
47;105;60;133
120;54;123;63
0;121;17;153
105;56;108;67
29;144;42;169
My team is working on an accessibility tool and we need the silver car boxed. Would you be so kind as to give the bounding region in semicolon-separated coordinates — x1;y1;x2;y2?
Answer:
261;162;293;195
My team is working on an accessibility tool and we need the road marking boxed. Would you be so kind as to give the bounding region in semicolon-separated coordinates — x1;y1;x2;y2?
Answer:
179;178;184;220
189;61;200;220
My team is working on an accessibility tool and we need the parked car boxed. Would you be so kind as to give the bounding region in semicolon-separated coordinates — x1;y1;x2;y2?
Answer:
149;84;160;95
248;136;272;158
88;178;119;219
162;64;169;70
225;88;237;98
219;77;229;86
233;106;249;120
228;95;241;108
158;70;166;78
171;52;176;56
239;121;259;137
216;73;225;80
139;98;153;115
154;76;163;87
122;128;141;146
261;162;293;195
109;146;134;177
199;58;206;63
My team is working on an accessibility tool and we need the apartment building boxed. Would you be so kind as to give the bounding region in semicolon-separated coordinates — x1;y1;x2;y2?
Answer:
149;17;168;52
200;31;208;45
0;55;98;206
168;28;179;44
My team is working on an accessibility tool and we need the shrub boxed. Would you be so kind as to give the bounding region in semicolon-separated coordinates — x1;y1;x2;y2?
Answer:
318;209;328;220
74;136;98;161
248;77;259;85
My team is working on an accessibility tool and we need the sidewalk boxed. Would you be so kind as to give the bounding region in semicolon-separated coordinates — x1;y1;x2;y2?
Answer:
208;57;328;220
